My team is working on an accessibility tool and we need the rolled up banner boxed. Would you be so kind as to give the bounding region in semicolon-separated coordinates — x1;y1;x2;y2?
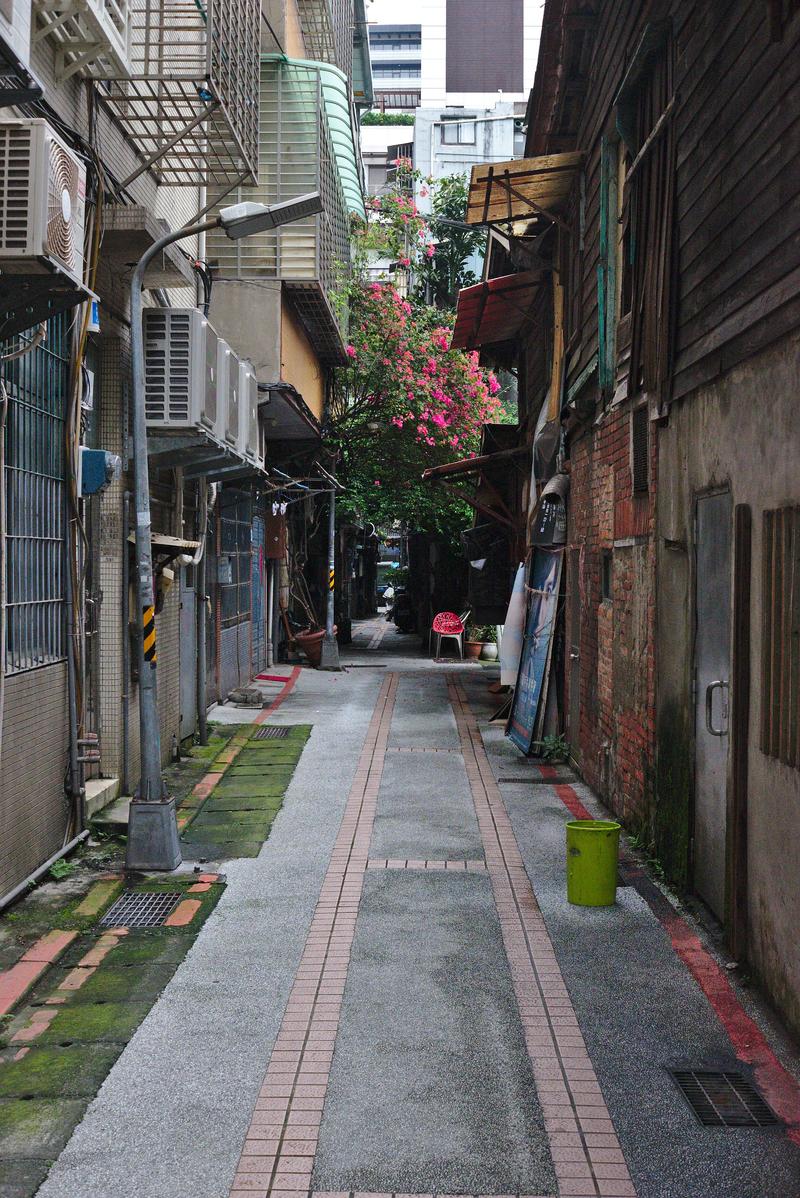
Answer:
500;562;526;687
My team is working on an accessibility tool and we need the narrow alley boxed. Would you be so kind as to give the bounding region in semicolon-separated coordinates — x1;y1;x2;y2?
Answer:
29;621;800;1198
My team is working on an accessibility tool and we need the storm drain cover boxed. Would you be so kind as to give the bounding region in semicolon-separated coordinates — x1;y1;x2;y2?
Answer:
100;891;182;928
252;726;289;740
670;1070;779;1127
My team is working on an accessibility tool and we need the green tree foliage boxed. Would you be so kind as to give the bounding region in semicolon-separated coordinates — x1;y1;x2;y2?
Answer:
360;111;415;126
414;174;487;311
328;280;504;539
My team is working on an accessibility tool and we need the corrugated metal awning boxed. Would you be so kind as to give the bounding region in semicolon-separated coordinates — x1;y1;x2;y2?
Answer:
450;271;541;351
465;152;583;229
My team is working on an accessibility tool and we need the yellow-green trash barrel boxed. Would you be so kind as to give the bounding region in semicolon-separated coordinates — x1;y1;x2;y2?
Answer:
566;819;621;906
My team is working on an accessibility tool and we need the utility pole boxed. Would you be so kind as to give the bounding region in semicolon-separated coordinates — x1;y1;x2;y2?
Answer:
126;193;324;870
319;487;340;670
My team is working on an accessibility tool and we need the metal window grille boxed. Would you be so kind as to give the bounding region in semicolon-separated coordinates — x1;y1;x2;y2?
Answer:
98;0;261;187
631;404;649;493
2;315;69;675
208;57;353;361
296;0;353;74
219;489;252;630
761;506;800;767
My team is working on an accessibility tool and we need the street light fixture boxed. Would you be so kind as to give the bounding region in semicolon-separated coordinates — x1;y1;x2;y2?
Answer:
125;192;324;871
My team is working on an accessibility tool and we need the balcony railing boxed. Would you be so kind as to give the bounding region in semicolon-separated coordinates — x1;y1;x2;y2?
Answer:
96;0;260;186
208;55;364;363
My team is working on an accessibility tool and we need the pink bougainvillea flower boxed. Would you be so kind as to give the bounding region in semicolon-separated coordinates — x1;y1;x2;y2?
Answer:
426;245;435;259
374;479;381;486
345;344;357;358
488;374;500;394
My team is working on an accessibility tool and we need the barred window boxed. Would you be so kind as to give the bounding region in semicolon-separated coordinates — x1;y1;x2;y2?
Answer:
761;506;800;767
2;314;69;674
218;489;252;629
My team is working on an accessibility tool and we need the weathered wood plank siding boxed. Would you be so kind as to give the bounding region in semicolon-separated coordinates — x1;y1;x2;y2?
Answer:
671;1;800;402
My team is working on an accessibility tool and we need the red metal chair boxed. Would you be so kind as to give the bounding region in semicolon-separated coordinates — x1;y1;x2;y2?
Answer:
431;609;470;659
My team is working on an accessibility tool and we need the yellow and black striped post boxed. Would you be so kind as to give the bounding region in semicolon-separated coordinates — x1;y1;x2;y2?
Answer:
320;486;340;669
142;605;157;665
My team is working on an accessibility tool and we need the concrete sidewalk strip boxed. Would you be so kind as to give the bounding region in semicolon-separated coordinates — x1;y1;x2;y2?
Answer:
448;675;637;1198
229;675;399;1198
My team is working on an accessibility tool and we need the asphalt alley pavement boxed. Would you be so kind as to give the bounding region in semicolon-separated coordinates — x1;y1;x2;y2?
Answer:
37;618;800;1198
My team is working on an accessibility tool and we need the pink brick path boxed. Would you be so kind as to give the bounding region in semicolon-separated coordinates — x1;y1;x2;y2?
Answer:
448;676;636;1198
228;671;636;1198
229;674;399;1198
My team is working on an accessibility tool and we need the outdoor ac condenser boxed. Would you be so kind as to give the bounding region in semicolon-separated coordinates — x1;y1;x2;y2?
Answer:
217;340;240;448
143;308;220;434
0;118;85;285
238;359;260;465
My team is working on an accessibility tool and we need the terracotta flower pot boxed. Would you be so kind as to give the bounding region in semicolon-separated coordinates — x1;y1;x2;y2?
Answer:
464;640;483;660
295;626;337;668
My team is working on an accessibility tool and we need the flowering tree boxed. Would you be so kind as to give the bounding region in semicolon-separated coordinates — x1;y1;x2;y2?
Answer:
328;280;504;538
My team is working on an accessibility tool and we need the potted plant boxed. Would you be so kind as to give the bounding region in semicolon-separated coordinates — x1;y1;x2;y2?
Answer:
462;622;493;661
464;624;485;659
479;624;499;661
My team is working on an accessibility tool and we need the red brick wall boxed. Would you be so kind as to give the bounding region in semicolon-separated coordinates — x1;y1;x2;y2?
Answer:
566;401;656;830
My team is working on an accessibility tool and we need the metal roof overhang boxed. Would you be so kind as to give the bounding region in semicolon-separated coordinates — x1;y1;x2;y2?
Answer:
465;152;583;231
146;427;267;482
260;382;322;442
450;271;541;351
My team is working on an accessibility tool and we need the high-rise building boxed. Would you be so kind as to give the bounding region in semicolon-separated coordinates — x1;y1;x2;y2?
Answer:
366;0;541;111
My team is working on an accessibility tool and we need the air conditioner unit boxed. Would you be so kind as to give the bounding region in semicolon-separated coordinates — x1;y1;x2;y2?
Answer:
31;0;131;80
238;359;260;465
0;119;85;285
143;308;220;434
0;0;32;71
217;340;240;449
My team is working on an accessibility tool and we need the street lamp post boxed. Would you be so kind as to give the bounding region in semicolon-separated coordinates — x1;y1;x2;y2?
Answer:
125;193;324;871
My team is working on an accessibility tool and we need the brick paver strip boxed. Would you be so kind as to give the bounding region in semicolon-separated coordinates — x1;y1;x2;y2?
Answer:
0;930;78;1016
229;674;399;1198
447;675;637;1198
365;859;487;872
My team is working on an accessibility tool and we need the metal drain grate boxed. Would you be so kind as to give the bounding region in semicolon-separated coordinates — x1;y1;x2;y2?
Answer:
252;726;289;740
670;1070;779;1127
100;891;182;928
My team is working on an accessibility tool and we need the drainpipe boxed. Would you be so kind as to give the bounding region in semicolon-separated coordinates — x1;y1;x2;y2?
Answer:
194;481;218;747
64;484;84;831
0;829;90;912
266;558;275;669
121;490;131;794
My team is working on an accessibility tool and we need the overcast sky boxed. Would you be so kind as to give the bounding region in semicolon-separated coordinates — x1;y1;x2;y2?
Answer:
365;0;427;23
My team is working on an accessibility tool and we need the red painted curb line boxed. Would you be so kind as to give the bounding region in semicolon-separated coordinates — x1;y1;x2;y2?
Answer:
254;666;302;725
538;764;800;1143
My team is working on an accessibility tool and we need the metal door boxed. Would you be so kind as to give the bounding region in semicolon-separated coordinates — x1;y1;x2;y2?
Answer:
567;547;582;765
694;490;732;920
179;565;197;740
251;514;265;674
